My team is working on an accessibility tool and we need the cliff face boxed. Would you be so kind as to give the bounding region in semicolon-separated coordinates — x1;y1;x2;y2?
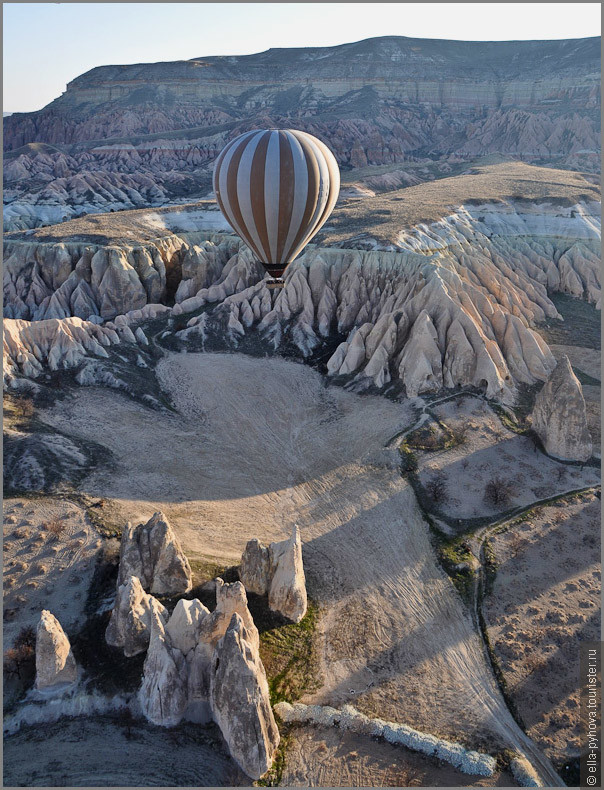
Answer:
3;36;599;230
4;199;600;403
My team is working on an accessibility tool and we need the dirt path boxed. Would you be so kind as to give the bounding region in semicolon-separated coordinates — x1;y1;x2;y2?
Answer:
40;352;565;785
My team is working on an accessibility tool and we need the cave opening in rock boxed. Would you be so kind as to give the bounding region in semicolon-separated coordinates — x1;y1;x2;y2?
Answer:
164;253;183;307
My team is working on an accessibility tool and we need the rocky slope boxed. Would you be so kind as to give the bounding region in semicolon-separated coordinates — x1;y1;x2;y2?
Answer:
3;36;600;228
3;186;600;403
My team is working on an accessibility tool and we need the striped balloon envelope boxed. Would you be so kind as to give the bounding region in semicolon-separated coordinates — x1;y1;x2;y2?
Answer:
213;129;340;285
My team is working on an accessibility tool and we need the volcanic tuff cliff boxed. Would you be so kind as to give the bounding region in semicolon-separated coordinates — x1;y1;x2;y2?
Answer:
3;36;600;229
3;190;600;404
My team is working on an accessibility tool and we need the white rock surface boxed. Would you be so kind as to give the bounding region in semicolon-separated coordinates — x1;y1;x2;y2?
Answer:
268;526;307;623
35;610;78;690
531;355;593;461
4;202;600;404
3;316;120;385
138;607;188;727
240;525;307;623
136;579;276;777
239;538;270;596
510;755;543;787
105;575;168;657
117;512;192;596
210;613;280;780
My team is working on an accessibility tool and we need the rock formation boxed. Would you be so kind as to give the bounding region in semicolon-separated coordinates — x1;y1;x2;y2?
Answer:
138;606;189;728
105;575;168;657
117;512;192;596
240;526;307;623
3;37;599;228
35;610;78;690
274;702;496;777
2;317;121;385
137;580;278;778
210;614;280;780
3;197;599;405
531;355;593;462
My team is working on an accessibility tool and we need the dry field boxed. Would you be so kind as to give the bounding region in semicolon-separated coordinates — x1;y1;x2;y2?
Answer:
6;161;598;250
323;162;599;245
414;396;598;522
281;725;515;787
3;497;102;648
483;491;600;765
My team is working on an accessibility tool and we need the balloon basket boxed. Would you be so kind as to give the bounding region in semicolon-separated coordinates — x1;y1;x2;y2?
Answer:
266;278;285;290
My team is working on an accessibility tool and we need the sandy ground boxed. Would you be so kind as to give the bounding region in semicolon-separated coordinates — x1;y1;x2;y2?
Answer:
415;396;599;521
3;497;102;648
281;725;516;787
483;491;601;765
2;716;248;787
36;351;562;785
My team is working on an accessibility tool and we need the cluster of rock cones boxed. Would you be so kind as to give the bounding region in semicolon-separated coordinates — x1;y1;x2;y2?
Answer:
33;512;307;780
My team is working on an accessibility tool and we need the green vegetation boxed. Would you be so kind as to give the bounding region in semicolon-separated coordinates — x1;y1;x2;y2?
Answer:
256;731;292;787
259;602;321;707
428;526;475;603
405;416;467;453
398;439;418;473
188;558;231;588
483;539;497;597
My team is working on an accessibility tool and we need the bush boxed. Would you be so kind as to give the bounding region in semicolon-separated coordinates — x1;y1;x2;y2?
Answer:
425;472;448;505
483;477;513;508
46;516;67;539
4;625;36;685
450;425;468;446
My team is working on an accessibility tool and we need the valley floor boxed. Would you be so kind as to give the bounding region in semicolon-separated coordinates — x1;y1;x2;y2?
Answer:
5;351;593;786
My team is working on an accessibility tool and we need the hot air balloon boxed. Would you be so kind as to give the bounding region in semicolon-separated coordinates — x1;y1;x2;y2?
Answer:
213;129;340;288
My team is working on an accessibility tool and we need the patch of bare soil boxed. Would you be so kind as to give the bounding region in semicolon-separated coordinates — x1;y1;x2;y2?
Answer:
3;497;102;648
281;725;516;787
415;396;598;521
2;715;248;787
483;491;600;765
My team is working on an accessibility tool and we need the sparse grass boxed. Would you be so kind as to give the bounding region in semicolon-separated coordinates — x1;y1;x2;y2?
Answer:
256;729;292;787
323;162;599;246
483;539;497;597
259;602;321;707
188;558;231;588
398;440;418;473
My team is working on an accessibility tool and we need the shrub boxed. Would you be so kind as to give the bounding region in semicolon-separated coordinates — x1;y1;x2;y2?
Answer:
483;477;513;508
4;625;36;683
425;472;448;505
46;516;67;539
450;425;468;446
